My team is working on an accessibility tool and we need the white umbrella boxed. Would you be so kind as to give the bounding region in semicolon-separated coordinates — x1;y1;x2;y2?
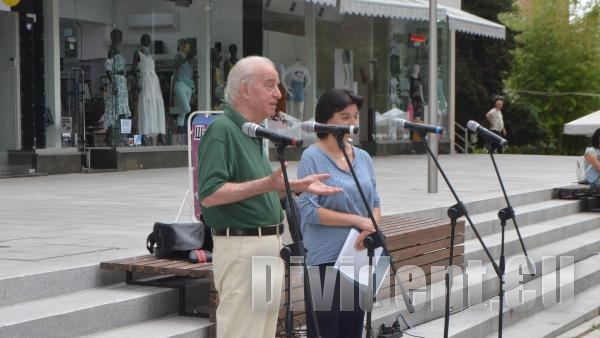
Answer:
564;110;600;136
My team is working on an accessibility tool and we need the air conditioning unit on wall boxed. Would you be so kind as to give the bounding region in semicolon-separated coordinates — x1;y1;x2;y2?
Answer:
127;13;179;29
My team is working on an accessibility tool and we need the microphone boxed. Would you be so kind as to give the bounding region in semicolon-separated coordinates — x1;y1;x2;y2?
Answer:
300;121;359;135
466;120;507;147
398;119;444;134
242;122;303;147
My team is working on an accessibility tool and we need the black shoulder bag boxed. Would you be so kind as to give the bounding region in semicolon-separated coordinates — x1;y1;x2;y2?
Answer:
146;222;213;259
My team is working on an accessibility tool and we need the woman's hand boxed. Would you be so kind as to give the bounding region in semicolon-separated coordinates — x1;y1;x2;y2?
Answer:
355;230;373;250
353;215;376;233
352;214;376;250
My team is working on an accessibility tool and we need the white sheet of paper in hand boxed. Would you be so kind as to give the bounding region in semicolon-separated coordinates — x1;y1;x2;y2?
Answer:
333;228;390;295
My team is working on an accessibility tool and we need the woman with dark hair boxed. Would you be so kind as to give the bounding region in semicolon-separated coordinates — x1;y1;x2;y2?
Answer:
584;128;600;187
297;88;380;338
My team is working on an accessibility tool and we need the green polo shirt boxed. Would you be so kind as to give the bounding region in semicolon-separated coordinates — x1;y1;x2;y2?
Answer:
197;105;283;230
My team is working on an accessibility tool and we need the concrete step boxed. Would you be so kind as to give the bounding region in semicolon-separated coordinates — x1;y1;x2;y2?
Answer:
0;264;123;307
484;283;600;338
403;253;600;338
401;189;554;220
0;283;185;338
0;164;33;177
555;314;600;338
80;314;214;338
464;198;584;240
369;227;600;332
464;212;600;262
0;248;145;307
464;226;600;307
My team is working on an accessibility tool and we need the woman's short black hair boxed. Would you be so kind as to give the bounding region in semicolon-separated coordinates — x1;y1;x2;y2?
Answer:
314;88;363;139
592;128;600;148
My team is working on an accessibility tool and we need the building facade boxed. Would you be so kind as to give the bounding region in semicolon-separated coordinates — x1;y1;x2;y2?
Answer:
0;0;504;175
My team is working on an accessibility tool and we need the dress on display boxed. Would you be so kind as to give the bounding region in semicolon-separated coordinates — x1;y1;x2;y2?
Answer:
285;63;310;103
103;54;131;128
284;61;311;119
173;55;195;126
136;51;165;137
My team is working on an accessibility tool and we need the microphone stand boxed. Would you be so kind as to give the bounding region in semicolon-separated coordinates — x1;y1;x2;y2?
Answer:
419;133;502;338
334;134;415;338
484;141;535;338
274;142;322;338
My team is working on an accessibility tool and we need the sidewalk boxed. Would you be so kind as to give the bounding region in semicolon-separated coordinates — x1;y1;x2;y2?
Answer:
0;153;578;279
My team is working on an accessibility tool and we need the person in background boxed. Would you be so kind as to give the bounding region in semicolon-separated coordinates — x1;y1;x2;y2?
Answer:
297;88;380;338
584;128;600;187
197;56;341;338
485;97;507;153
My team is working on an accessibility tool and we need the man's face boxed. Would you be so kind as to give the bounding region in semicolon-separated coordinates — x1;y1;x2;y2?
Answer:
245;63;282;121
495;100;503;110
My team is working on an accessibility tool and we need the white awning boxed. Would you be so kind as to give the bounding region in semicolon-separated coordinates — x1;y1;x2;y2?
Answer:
340;0;442;21
306;0;337;7
339;0;505;39
564;110;600;136
443;5;505;40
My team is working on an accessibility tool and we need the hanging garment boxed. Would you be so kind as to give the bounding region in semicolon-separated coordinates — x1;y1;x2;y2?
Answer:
103;54;132;128
137;51;165;137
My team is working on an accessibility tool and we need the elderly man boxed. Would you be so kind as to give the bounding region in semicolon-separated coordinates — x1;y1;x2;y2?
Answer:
197;56;340;338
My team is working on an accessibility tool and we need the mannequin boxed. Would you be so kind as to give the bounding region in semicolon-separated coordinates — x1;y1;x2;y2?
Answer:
102;28;131;135
389;37;401;76
211;47;224;109
223;43;238;81
437;79;447;113
284;59;311;120
399;66;410;111
389;76;402;110
276;63;287;113
409;64;424;120
342;49;353;90
133;34;165;145
172;40;195;129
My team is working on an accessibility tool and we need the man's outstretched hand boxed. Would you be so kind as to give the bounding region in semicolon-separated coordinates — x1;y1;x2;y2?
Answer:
270;166;342;196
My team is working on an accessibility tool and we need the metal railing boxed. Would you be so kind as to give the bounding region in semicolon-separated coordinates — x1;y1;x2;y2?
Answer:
455;121;470;153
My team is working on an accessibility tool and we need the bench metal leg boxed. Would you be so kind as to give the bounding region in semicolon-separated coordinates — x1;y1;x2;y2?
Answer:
124;271;209;318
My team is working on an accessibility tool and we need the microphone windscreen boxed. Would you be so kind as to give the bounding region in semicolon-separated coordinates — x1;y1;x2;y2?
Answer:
466;120;479;132
300;121;314;133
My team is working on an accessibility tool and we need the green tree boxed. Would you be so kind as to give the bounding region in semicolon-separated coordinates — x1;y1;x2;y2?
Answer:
501;0;600;152
455;0;514;126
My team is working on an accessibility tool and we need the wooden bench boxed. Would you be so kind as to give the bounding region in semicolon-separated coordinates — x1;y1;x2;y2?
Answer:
100;214;464;332
281;215;465;330
99;255;216;319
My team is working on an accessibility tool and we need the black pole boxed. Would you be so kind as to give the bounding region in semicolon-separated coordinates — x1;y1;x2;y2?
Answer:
422;134;502;276
486;145;535;275
364;239;376;338
334;134;414;338
419;133;502;338
485;143;535;338
274;143;322;338
443;202;466;338
496;206;513;338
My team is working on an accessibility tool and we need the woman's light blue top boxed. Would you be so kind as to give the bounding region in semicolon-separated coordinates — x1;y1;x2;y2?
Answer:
297;144;380;266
